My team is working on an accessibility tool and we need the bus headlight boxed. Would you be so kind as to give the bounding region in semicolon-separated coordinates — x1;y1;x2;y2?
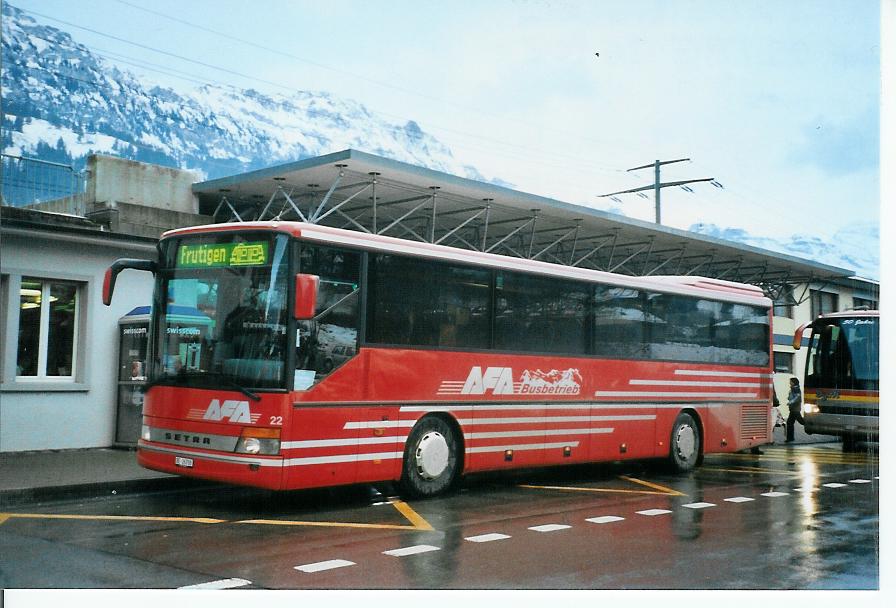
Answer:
235;428;281;455
803;403;819;415
141;425;152;441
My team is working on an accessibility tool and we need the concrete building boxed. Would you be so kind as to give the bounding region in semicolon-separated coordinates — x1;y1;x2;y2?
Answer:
0;150;879;452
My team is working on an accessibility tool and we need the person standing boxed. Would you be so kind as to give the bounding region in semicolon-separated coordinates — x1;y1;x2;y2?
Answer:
785;377;804;443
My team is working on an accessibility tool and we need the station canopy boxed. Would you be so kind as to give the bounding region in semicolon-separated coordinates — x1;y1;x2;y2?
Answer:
193;149;854;303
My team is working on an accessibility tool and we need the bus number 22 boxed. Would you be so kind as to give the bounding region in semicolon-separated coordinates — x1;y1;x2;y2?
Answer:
270;416;283;426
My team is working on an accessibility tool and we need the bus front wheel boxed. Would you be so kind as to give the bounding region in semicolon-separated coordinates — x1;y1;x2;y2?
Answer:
399;416;460;498
669;412;701;473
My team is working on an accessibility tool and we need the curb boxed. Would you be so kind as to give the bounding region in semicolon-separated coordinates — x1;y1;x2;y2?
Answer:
1;477;218;508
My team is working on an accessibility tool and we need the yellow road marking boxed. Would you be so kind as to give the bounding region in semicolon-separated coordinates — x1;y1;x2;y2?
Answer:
699;466;803;477
239;497;433;531
521;475;684;497
0;513;224;524
715;453;877;464
389;498;435;531
235;519;418;530
0;498;434;532
519;484;674;496
618;475;686;496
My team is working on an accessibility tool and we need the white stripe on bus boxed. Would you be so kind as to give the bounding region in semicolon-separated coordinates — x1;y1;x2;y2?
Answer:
673;370;771;378
468;428;613;439
629;379;763;388
399;402;738;414
281;436;409;450
283;452;405;466
343;420;416;429
449;415;655;425
466;441;580;454
594;391;757;398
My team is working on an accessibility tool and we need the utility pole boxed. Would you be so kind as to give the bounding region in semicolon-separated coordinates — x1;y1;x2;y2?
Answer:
599;158;714;224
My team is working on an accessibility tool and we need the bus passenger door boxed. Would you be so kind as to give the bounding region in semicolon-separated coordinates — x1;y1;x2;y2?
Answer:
355;406;401;484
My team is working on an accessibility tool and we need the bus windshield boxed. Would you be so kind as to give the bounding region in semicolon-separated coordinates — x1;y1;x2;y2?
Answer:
152;233;290;390
805;316;879;391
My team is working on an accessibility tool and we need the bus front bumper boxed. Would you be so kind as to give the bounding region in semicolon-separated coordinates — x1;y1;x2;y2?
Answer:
803;413;878;439
137;440;285;489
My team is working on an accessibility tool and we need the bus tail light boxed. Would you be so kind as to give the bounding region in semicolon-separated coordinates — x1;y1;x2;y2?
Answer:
236;428;281;455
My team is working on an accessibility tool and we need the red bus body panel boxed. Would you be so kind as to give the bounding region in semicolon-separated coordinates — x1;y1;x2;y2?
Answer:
138;348;771;490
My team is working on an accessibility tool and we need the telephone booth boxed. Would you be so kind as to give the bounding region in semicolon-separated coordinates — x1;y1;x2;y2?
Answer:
115;306;150;446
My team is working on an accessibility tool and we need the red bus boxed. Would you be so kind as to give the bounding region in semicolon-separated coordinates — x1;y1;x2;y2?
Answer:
104;221;774;496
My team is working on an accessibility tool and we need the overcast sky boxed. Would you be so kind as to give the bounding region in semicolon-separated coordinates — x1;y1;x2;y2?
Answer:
14;0;883;240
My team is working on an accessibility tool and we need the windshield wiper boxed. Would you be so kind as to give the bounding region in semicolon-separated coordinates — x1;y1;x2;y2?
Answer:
148;370;261;402
212;372;261;402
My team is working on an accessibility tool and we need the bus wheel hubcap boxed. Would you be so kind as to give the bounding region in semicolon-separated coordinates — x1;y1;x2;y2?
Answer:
416;431;449;480
676;425;696;460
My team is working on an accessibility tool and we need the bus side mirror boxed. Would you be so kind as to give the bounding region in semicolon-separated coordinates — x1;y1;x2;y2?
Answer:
294;274;319;320
103;259;157;306
792;322;812;350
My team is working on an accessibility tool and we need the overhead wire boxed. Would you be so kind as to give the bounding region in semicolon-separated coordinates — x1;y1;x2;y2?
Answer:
111;0;650;159
15;6;631;182
11;4;834;232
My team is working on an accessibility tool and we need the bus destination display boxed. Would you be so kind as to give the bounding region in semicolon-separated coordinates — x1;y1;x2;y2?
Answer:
177;242;269;268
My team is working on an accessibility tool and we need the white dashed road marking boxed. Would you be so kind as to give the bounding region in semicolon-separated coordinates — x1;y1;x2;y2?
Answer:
383;545;441;557
586;516;625;524
465;533;512;543
269;472;875;578
529;524;571;532
295;559;355;573
179;578;252;590
636;509;673;516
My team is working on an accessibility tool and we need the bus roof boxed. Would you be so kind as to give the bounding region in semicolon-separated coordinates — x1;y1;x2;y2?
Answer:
815;309;879;320
163;221;771;307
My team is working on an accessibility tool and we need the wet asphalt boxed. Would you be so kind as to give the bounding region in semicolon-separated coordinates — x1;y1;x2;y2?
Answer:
0;443;879;590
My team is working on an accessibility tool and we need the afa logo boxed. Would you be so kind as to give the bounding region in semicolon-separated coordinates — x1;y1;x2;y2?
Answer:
438;366;582;396
187;399;261;423
462;366;516;395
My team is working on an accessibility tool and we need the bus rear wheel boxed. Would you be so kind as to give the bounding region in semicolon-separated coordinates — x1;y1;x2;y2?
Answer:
399;416;460;498
669;412;701;473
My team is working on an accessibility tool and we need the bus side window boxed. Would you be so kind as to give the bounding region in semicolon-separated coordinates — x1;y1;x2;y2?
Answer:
295;244;361;383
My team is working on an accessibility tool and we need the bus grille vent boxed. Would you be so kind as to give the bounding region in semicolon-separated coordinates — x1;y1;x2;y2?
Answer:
740;404;769;440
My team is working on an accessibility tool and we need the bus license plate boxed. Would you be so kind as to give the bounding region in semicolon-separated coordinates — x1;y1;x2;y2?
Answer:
175;456;194;468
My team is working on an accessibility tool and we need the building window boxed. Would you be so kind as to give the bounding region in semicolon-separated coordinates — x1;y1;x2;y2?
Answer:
773;351;793;374
773;286;795;319
852;296;877;310
810;290;838;319
16;278;80;378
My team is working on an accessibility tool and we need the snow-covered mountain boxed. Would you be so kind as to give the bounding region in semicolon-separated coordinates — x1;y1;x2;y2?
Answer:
1;2;879;280
689;222;879;281
0;2;489;182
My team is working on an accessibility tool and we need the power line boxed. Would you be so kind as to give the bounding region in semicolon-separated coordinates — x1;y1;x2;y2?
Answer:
598;158;714;224
108;1;649;158
17;7;631;178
